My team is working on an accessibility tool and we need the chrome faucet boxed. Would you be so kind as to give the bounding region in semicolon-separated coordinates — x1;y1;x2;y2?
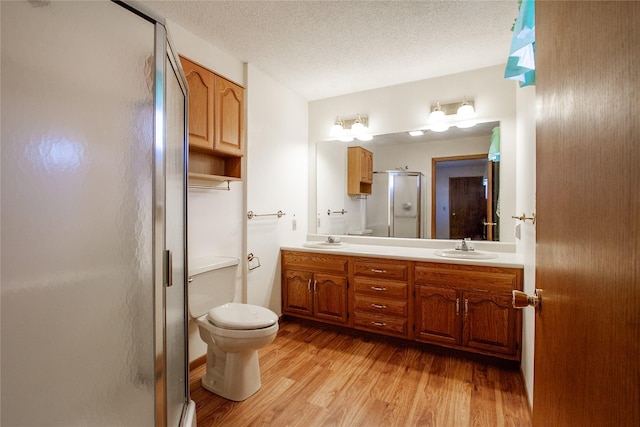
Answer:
458;238;474;251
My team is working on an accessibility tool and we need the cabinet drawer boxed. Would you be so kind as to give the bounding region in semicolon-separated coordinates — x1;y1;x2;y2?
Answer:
353;259;408;281
353;312;408;336
354;294;407;317
353;277;407;299
281;251;348;274
414;263;521;292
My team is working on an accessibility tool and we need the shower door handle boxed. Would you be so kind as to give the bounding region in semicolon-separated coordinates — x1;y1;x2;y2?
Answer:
165;250;173;287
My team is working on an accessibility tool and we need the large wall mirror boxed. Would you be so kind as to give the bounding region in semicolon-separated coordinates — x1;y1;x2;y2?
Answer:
316;121;510;241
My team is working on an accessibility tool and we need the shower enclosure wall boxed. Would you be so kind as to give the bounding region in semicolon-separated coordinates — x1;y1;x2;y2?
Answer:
366;171;424;238
1;1;192;425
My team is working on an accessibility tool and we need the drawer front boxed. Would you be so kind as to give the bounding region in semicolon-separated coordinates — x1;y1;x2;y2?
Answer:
353;259;408;281
281;250;348;274
353;277;407;299
414;263;521;292
354;294;407;317
353;312;408;336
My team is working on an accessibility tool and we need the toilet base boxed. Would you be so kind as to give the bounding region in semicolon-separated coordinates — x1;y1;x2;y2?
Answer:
201;344;262;401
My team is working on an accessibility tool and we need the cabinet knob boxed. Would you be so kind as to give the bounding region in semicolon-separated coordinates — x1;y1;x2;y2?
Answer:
512;289;542;309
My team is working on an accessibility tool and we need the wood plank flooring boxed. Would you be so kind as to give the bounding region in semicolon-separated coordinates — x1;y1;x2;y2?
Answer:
189;318;531;426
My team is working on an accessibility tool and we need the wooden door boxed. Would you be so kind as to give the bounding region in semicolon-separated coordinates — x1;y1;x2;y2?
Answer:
534;2;640;425
449;176;486;240
414;285;461;346
282;270;313;316
179;56;214;151
313;273;348;324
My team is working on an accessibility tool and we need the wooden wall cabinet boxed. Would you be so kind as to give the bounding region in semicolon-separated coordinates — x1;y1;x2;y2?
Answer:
281;251;349;325
179;55;244;183
347;146;373;195
414;262;522;360
351;257;410;338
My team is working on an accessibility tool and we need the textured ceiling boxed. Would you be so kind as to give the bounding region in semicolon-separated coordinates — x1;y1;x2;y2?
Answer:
140;1;518;100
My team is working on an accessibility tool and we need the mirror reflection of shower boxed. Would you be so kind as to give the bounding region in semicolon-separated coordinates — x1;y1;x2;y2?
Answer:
366;171;424;238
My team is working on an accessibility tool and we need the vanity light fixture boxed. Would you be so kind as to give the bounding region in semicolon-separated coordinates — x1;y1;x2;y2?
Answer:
329;114;373;142
428;99;477;132
408;130;424;136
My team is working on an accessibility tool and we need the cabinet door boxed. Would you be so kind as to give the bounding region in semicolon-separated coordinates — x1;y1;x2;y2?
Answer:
180;57;214;151
462;291;518;356
313;273;348;324
415;285;461;346
283;270;313;316
361;149;373;183
214;75;244;156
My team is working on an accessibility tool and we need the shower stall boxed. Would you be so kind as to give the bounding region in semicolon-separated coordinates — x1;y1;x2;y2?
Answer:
1;1;192;425
366;171;424;238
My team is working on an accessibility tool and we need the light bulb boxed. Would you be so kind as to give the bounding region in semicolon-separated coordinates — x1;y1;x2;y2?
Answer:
351;115;365;133
330;116;344;137
430;123;450;132
457;102;475;119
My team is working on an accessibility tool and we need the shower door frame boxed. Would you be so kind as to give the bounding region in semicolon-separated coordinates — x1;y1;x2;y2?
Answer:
121;1;192;425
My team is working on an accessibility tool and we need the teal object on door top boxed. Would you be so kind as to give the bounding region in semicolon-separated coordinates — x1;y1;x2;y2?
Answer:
505;0;536;87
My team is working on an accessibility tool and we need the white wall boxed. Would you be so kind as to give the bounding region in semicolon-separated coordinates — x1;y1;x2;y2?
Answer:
245;64;309;314
515;85;537;408
166;21;247;362
308;65;517;242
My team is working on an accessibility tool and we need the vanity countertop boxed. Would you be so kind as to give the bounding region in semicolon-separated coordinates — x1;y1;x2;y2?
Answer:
281;241;524;269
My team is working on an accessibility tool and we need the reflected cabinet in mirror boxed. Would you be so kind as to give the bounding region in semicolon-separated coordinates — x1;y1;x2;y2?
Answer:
316;121;510;241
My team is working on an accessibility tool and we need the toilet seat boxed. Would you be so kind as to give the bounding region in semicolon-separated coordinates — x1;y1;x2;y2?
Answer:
206;303;278;330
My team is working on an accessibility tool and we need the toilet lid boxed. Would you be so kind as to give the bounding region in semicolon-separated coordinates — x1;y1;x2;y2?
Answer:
206;303;278;330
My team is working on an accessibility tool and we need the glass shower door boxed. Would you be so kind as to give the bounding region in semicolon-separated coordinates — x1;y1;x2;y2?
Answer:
1;1;189;425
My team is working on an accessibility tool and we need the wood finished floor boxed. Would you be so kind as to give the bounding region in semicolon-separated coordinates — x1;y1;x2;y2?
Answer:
189;318;531;426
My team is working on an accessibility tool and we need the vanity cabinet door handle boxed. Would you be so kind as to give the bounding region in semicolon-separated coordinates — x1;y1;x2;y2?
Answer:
371;321;387;327
308;278;312;291
464;299;469;316
371;303;387;310
371;269;387;273
370;286;387;291
456;298;460;315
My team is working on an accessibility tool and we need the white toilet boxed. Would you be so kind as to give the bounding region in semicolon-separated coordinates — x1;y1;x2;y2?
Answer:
188;256;279;401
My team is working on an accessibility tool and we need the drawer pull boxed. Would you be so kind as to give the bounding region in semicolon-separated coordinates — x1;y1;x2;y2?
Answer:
370;286;387;291
371;268;387;273
371;303;387;310
371;321;387;327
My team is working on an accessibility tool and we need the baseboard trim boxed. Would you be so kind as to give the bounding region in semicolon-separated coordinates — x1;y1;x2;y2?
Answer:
189;354;206;372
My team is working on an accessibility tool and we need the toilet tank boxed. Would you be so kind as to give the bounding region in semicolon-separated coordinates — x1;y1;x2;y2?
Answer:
188;256;239;318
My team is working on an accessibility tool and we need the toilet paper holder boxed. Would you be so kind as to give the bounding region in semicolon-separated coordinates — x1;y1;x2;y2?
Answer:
247;253;261;270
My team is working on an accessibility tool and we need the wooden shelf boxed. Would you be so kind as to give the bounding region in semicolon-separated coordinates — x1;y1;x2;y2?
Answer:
188;172;241;183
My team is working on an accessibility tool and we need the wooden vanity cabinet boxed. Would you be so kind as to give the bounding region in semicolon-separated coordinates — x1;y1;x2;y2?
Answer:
414;262;523;360
281;251;349;325
350;257;411;338
179;55;244;182
347;146;373;195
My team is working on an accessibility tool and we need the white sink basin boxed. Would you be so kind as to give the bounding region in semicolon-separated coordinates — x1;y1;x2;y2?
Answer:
303;242;349;249
434;249;497;260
